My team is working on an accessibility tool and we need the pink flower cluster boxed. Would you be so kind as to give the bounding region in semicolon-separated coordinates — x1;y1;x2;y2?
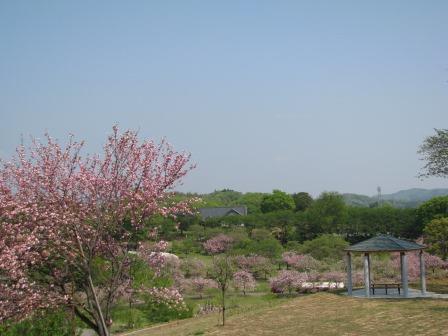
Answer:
183;277;218;298
424;253;447;273
320;271;345;284
233;270;256;294
390;252;447;281
138;242;182;279
282;252;320;272
138;243;168;276
236;255;267;270
235;255;272;278
148;287;187;311
153;240;169;252
353;271;365;285
190;277;218;291
269;270;308;294
203;234;234;255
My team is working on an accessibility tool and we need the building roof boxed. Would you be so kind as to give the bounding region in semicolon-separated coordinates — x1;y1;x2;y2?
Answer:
199;206;247;219
345;234;425;252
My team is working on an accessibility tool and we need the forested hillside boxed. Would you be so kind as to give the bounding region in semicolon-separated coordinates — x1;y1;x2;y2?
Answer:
181;188;448;210
342;188;448;208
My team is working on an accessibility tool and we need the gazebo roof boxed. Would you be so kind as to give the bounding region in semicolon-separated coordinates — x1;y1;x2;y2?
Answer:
345;234;425;252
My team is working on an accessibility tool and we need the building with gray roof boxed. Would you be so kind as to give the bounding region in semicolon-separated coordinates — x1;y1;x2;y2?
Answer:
199;206;247;220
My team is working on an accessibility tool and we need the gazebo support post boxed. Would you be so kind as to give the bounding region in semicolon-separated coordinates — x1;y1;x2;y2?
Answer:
419;250;426;296
400;252;409;298
363;253;370;297
346;252;352;296
367;253;372;285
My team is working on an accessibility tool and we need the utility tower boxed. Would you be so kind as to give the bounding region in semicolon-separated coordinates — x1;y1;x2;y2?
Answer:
377;186;382;206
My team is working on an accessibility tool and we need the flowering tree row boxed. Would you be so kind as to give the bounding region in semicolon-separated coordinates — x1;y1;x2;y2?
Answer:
389;251;447;281
269;270;347;294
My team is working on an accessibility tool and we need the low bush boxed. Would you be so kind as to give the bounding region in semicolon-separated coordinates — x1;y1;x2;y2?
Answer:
144;301;194;323
0;309;77;336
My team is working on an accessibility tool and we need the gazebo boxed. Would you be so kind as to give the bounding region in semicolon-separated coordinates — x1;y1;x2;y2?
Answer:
345;234;426;298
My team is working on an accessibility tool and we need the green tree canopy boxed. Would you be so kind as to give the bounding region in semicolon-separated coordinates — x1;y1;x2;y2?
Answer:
424;217;448;260
260;190;295;213
292;192;314;212
345;206;418;241
418;128;448;178
201;189;243;207
299;234;349;260
250;228;272;241
416;196;448;230
239;192;265;214
245;238;283;260
307;192;347;234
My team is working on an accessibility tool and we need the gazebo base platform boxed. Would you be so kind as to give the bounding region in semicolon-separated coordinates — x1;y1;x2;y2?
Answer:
345;288;448;299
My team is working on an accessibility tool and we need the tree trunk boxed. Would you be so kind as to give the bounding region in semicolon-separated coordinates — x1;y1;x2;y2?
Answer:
74;230;109;336
88;274;109;336
129;293;134;328
221;289;226;326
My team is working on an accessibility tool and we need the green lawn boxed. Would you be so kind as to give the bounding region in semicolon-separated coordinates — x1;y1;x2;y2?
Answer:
421;278;448;294
176;253;214;266
111;280;284;334
118;292;448;336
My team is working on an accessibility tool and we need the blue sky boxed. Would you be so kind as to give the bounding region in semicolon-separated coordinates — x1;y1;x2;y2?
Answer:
1;1;447;196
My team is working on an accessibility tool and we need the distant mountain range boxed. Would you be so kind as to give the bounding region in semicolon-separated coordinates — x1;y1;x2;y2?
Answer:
342;188;448;208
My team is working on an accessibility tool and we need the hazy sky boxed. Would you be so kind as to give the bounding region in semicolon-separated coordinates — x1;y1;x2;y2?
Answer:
1;1;447;196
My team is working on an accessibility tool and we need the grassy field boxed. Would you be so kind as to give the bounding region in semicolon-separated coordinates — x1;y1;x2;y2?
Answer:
110;280;284;334
118;292;448;336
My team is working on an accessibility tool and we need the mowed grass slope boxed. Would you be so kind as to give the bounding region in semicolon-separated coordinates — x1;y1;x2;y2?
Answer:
120;293;448;336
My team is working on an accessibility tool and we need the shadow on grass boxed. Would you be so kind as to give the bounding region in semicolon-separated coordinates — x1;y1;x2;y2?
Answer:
430;306;448;312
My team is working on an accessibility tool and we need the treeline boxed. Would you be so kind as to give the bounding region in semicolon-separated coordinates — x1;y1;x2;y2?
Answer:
199;202;418;244
169;190;424;244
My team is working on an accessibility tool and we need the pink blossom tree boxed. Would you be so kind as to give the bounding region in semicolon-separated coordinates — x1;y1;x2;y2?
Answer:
0;126;194;336
147;287;188;311
388;251;446;281
390;252;421;281
320;271;345;288
187;277;218;299
138;242;182;281
235;255;273;279
269;270;307;294
425;253;447;274
208;255;234;326
203;234;234;255
353;271;365;286
282;252;320;272
306;271;321;284
233;270;256;295
138;241;171;276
